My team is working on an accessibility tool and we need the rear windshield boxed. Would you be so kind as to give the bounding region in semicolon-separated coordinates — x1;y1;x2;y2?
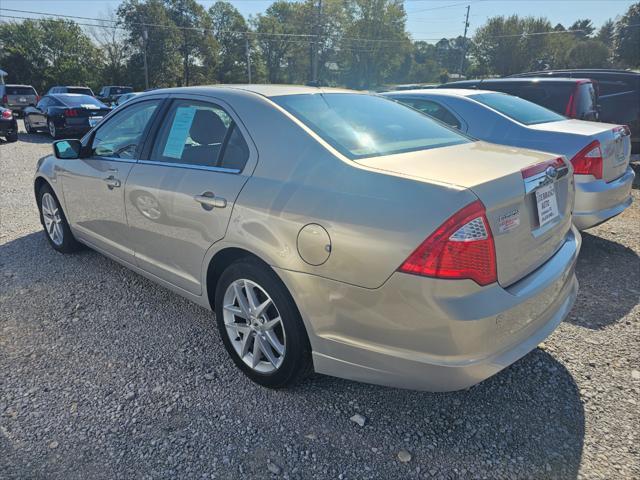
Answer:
483;82;575;113
58;95;106;108
273;93;470;159
470;93;565;125
67;87;94;96
6;86;36;95
111;87;133;95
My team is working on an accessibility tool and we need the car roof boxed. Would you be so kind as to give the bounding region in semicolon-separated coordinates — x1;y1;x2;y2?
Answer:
4;84;35;88
513;69;639;76
384;88;497;97
445;77;590;85
139;84;358;98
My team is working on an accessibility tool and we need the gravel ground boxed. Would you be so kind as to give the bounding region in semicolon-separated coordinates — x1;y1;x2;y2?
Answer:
1;126;639;480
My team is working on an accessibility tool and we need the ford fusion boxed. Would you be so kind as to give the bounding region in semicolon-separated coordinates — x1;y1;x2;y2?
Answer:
34;86;580;391
384;89;634;230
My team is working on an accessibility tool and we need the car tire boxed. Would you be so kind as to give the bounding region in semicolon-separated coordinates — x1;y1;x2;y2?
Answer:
48;120;59;139
6;132;18;142
24;117;33;134
214;258;313;389
37;183;82;253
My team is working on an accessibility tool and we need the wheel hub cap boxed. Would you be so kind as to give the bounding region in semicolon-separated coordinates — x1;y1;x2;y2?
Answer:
222;279;286;374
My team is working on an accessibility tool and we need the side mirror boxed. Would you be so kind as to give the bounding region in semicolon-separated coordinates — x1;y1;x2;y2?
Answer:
53;139;82;159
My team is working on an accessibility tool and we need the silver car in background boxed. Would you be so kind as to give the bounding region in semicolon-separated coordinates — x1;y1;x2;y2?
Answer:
384;89;635;230
34;86;579;391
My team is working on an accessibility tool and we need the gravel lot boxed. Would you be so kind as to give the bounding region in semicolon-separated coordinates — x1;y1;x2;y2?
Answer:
1;126;639;480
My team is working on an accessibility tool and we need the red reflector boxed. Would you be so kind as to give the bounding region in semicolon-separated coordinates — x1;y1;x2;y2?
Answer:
398;200;497;286
1;109;12;119
521;157;565;178
571;140;603;179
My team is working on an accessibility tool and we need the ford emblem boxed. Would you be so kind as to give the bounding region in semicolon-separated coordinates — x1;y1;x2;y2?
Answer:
545;166;558;180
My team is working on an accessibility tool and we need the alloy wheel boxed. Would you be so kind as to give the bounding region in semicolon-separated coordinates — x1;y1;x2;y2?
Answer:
222;279;286;374
48;121;56;138
41;192;64;246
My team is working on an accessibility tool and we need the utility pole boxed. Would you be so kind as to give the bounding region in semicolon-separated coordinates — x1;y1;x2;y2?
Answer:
142;27;149;90
311;0;323;85
245;33;252;83
459;5;470;77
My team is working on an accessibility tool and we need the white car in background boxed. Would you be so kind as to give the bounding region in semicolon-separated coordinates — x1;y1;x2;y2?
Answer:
384;89;635;230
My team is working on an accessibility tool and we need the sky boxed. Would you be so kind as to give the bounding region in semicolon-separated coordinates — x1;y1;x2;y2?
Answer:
0;0;636;42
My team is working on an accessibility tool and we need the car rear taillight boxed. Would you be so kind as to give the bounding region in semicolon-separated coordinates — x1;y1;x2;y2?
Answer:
398;200;497;286
570;140;603;179
64;108;79;117
1;109;12;119
520;157;565;179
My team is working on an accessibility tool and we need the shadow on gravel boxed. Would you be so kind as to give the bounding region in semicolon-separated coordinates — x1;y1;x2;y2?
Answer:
570;232;640;330
1;232;585;479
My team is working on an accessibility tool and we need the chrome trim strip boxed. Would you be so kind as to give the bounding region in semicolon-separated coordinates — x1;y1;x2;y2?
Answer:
92;156;137;164
524;166;569;194
137;159;241;174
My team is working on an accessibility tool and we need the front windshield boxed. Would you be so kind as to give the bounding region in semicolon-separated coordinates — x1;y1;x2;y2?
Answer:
470;92;566;125
273;93;470;159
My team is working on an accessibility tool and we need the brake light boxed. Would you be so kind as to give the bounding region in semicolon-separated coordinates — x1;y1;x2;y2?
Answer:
398;200;497;286
1;109;12;119
521;157;565;178
64;108;79;117
571;140;603;179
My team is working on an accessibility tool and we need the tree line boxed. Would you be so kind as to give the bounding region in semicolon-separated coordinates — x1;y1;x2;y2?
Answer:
0;0;638;94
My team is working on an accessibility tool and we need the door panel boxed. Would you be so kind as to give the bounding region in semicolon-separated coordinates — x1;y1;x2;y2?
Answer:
125;165;250;293
60;99;162;263
125;96;255;295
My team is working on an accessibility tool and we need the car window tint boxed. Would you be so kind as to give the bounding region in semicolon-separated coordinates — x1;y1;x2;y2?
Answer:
7;86;36;95
575;83;596;118
219;124;250;170
484;83;574;114
150;100;236;168
470;93;565;125
400;98;461;129
273;93;470;160
92;100;160;159
60;95;107;108
68;87;93;96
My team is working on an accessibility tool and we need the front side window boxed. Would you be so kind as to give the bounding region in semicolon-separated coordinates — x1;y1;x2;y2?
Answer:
150;99;249;170
92;100;161;159
273;93;470;160
399;98;461;129
470;93;565;125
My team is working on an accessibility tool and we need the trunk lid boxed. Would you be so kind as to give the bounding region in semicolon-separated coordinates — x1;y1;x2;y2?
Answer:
529;119;631;182
358;141;574;287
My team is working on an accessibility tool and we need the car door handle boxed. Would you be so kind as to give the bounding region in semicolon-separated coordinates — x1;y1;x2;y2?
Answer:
194;192;227;210
104;175;121;189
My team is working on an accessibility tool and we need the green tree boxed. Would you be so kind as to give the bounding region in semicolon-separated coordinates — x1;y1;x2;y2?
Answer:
473;15;553;76
566;39;610;68
117;0;182;89
569;19;595;38
614;2;640;68
596;19;616;48
210;1;251;83
338;0;410;89
0;20;48;92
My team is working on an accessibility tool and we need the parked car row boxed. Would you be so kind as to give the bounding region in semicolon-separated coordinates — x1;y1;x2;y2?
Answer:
33;85;626;393
383;88;634;230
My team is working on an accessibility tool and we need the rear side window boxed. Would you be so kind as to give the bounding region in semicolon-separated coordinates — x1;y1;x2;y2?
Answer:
6;86;37;95
470;93;565;125
150;99;249;171
397;98;461;129
273;93;470;160
574;83;596;118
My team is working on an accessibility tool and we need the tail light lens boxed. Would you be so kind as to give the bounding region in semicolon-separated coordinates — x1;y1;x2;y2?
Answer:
398;200;497;286
64;108;79;117
1;109;12;119
570;140;603;179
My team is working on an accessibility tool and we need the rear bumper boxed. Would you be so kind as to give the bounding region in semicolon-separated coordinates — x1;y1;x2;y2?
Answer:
573;166;635;230
275;225;581;392
0;119;18;136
